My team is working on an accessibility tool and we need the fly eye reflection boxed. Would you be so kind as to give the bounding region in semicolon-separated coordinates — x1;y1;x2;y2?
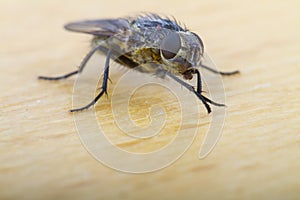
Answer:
160;32;181;60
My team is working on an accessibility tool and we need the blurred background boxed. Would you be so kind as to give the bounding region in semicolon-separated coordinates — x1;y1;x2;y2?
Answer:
1;0;300;199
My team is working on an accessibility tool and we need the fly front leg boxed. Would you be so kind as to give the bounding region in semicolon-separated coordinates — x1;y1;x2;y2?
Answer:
193;69;225;106
201;64;240;76
70;50;112;112
165;69;225;114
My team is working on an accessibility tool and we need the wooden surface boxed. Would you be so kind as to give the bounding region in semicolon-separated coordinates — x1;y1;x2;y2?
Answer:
1;0;300;199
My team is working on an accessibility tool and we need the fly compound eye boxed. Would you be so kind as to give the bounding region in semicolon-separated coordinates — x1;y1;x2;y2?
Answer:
160;32;181;59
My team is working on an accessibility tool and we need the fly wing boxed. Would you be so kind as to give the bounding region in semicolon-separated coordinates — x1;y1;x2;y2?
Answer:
64;19;130;37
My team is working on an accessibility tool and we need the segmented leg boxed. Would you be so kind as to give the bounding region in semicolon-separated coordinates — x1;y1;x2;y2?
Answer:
201;64;240;76
70;50;112;112
38;45;105;80
165;69;225;113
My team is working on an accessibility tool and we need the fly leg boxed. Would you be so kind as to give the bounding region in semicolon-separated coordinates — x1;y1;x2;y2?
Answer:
201;64;240;76
165;69;224;114
38;45;104;80
70;50;112;112
193;69;225;108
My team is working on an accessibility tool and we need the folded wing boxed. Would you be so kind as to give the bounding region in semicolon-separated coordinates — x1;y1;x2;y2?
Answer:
64;19;130;37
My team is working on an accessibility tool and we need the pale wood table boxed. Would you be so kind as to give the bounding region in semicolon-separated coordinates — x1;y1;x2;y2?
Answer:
1;0;300;199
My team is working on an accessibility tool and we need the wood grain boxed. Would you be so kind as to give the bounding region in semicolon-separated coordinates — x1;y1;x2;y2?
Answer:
1;0;300;199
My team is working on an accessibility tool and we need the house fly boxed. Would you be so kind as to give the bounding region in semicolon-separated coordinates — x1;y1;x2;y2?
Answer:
38;13;239;113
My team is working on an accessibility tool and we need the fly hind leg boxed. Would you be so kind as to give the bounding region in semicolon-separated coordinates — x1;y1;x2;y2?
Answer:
38;45;104;80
